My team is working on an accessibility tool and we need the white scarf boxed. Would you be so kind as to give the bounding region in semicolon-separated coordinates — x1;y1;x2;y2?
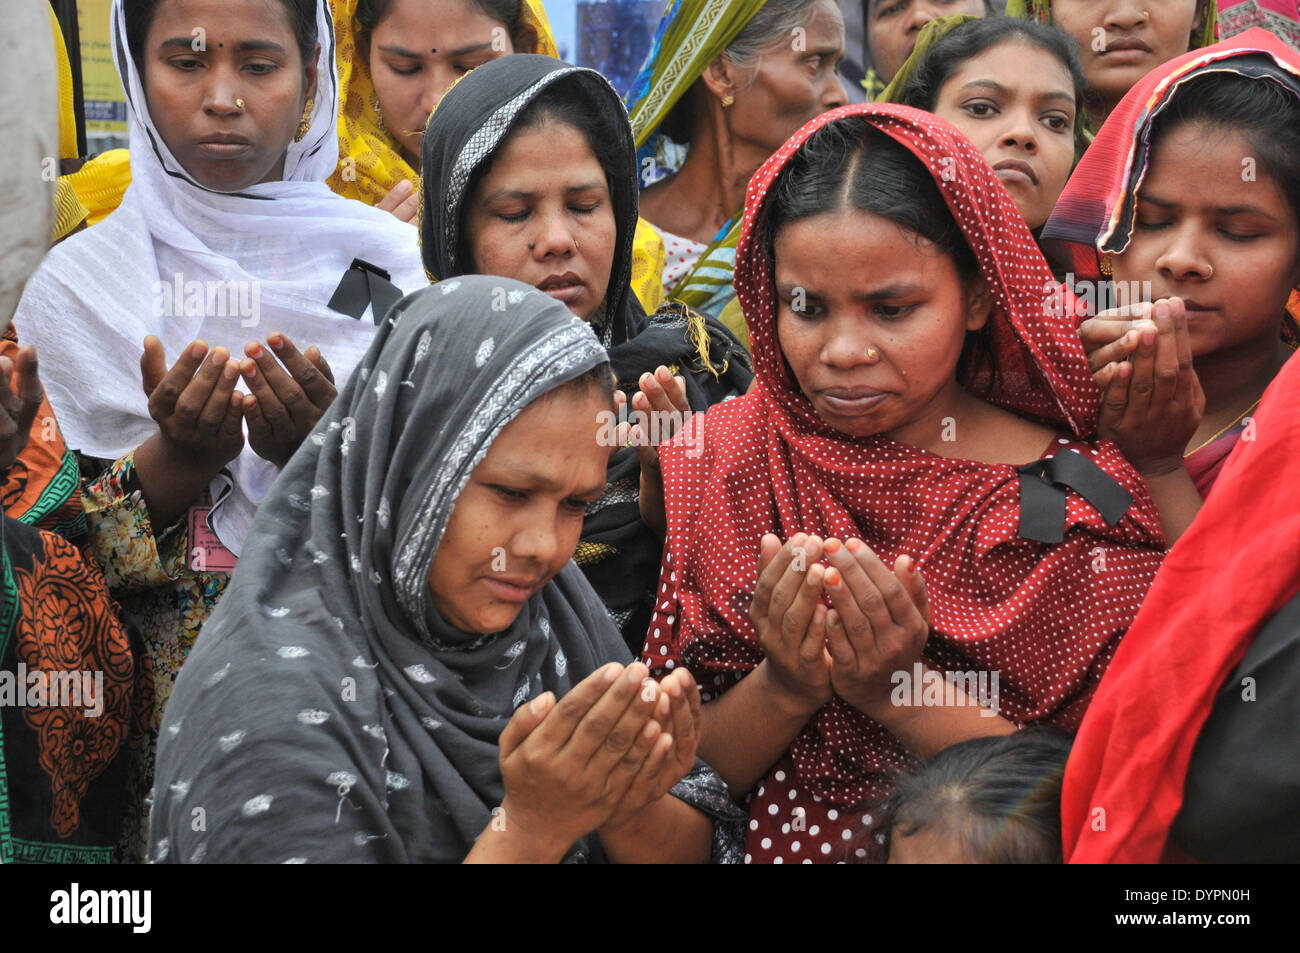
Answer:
13;0;427;553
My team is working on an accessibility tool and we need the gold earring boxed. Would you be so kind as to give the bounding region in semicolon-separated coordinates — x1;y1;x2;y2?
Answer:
295;97;315;142
721;93;735;108
1099;253;1113;277
372;96;386;131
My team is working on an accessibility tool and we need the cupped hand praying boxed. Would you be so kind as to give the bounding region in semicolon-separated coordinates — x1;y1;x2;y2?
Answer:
0;344;44;473
495;660;701;861
238;332;337;469
614;365;691;538
141;336;245;474
1092;297;1205;475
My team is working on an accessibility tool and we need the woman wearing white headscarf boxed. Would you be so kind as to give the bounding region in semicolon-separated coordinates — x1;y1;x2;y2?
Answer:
13;0;426;860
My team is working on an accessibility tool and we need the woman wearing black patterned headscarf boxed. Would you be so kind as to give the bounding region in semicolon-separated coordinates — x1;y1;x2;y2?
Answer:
149;276;743;863
419;54;753;653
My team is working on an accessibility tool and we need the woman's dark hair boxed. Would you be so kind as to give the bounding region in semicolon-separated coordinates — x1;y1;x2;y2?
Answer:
125;0;318;75
460;76;629;268
864;727;1073;864
764;117;979;280
1149;70;1300;232
660;0;828;146
896;17;1089;154
355;0;534;53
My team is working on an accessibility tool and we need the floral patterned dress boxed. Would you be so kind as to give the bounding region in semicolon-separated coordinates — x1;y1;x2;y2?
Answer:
80;451;229;862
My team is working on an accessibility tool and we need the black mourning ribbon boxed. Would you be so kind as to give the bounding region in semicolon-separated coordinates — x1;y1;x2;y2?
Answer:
327;258;402;324
1016;448;1134;543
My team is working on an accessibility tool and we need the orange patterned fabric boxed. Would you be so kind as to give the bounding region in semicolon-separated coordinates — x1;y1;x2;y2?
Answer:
0;323;83;538
1;519;151;862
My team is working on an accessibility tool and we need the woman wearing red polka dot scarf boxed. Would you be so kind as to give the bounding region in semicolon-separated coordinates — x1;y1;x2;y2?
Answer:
643;103;1167;863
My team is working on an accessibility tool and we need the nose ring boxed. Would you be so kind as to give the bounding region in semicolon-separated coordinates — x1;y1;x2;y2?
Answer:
1205;264;1214;278
235;98;245;109
528;242;535;250
866;347;880;362
574;239;580;251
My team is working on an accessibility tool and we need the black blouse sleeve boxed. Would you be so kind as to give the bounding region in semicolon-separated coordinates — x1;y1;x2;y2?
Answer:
1171;590;1300;863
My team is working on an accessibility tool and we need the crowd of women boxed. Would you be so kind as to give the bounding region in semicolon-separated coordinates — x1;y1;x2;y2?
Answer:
0;0;1296;864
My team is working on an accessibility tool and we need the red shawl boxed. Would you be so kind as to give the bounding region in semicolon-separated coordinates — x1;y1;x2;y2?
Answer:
1063;351;1300;863
644;105;1166;842
1042;29;1300;285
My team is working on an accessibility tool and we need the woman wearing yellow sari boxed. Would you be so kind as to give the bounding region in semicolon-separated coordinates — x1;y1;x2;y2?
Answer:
329;0;666;309
327;0;556;212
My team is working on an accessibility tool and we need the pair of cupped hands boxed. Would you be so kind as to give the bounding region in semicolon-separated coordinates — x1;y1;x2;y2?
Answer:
1079;297;1205;474
0;332;335;483
751;532;931;719
496;659;700;857
141;332;336;471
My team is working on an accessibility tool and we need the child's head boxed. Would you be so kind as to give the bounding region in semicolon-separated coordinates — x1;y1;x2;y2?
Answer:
869;728;1072;863
764;117;992;441
1110;70;1300;358
898;17;1087;230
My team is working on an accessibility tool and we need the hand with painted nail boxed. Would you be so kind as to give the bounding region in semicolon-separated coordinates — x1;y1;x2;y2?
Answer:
821;538;930;718
495;661;671;857
238;332;337;468
0;344;44;473
750;532;834;712
140;335;245;474
1094;297;1205;476
614;365;692;538
376;179;420;225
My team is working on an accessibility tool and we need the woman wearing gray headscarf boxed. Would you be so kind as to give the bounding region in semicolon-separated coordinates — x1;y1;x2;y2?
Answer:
149;275;743;863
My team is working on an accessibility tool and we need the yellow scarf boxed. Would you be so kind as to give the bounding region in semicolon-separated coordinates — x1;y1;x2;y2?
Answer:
328;0;665;311
327;0;558;205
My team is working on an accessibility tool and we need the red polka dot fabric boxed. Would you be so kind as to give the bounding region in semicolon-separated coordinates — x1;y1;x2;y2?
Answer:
642;103;1168;864
654;225;707;297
